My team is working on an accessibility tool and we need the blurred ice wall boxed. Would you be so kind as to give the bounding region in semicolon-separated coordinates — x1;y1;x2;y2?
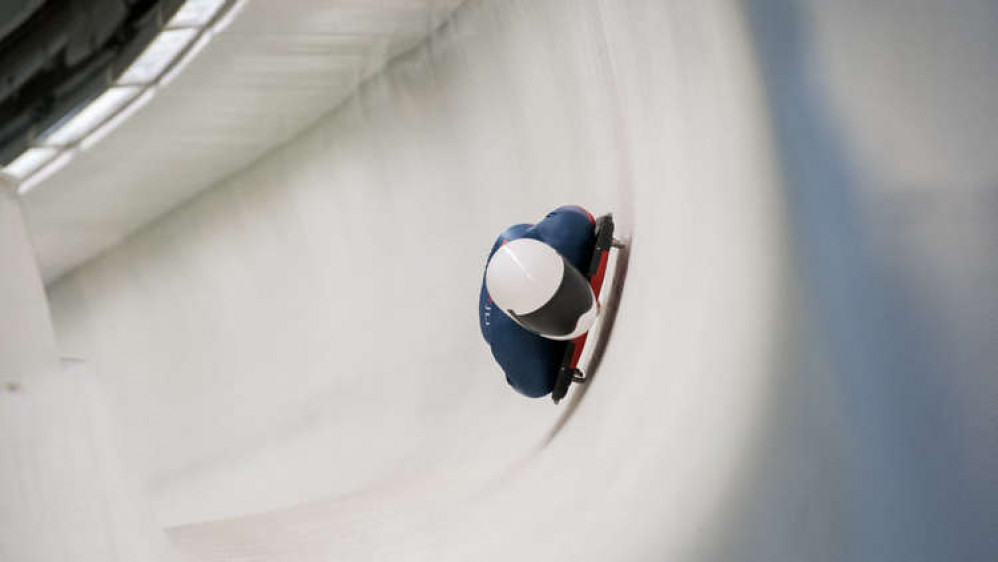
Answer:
1;187;175;561
719;1;998;561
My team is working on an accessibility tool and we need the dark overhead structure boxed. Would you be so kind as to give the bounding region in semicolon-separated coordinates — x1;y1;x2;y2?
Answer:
0;0;183;165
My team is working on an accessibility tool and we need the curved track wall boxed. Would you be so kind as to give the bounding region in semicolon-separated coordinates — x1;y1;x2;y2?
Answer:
42;0;996;560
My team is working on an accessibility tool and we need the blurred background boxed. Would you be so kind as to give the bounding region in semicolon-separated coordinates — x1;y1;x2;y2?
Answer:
1;1;995;560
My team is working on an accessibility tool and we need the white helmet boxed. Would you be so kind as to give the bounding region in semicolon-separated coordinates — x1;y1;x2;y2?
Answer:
485;238;598;340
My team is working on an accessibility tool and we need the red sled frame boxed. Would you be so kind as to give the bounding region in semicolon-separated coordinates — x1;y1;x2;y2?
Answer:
551;214;620;404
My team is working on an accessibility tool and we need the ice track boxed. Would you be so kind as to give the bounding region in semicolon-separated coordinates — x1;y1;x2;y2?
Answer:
3;1;996;561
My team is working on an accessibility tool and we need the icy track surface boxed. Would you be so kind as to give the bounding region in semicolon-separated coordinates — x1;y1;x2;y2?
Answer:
7;0;995;561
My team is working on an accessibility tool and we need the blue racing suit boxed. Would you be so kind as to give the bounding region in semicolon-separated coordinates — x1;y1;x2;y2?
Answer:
478;205;596;397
